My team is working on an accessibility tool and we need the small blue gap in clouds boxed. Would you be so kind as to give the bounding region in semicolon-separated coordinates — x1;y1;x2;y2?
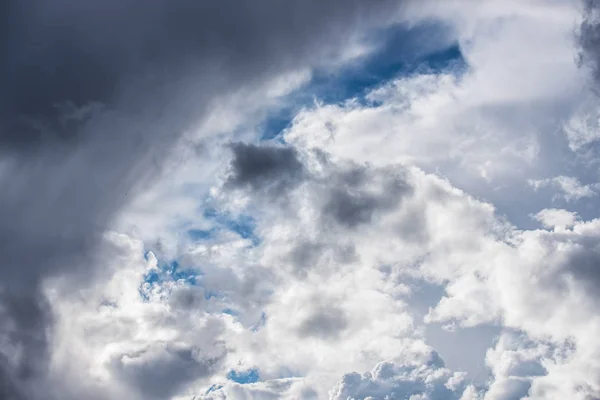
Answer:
139;259;201;300
205;384;223;394
143;270;161;285
225;215;258;243
202;207;261;246
187;228;215;241
261;110;295;143
260;21;466;141
170;264;199;285
227;368;260;384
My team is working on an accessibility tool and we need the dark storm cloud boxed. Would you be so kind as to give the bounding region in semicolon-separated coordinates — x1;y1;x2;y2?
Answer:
0;364;24;400
0;0;406;398
579;0;600;84
226;142;306;196
0;293;51;400
1;0;403;151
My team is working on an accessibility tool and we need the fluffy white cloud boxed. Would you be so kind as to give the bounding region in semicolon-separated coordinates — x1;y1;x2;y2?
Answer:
424;214;600;399
43;140;600;399
482;332;549;400
328;350;474;400
285;1;582;180
532;208;579;229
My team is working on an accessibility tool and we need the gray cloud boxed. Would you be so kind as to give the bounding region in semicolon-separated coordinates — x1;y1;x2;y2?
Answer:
321;165;413;228
552;234;600;300
288;241;326;273
0;0;405;397
226;143;306;197
579;0;600;84
288;240;357;278
0;293;52;400
1;0;403;152
224;149;417;279
324;188;381;228
0;364;25;400
395;204;429;244
109;343;221;400
297;305;348;340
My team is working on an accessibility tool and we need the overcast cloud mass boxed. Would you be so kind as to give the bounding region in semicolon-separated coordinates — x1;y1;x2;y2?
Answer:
2;0;600;399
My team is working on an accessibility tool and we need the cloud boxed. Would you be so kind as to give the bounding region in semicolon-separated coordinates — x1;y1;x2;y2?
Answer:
528;176;599;202
532;208;579;229
41;232;241;399
282;0;593;229
215;135;600;399
329;350;472;400
578;0;600;85
40;127;600;399
7;1;600;399
150;3;600;398
1;0;406;151
207;145;503;395
109;342;220;400
0;292;52;400
320;163;413;229
0;1;409;397
482;332;549;400
296;304;349;341
226;143;306;197
424;215;600;398
199;377;314;400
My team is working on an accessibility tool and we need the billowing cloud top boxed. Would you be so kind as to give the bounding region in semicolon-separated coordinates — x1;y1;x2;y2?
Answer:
2;0;600;399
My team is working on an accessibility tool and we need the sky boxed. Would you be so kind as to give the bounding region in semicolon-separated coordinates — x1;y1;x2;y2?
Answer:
2;0;600;399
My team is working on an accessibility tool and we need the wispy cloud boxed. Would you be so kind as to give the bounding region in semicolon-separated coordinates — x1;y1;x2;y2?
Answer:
529;175;599;202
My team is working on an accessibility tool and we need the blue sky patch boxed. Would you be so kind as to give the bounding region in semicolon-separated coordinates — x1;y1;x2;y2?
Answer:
143;270;161;285
205;384;223;394
139;259;201;300
221;308;239;316
227;368;260;384
260;21;465;140
187;228;215;241
201;208;261;246
224;215;257;242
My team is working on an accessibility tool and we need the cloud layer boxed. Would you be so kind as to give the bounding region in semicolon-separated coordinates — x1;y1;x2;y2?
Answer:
3;0;600;399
